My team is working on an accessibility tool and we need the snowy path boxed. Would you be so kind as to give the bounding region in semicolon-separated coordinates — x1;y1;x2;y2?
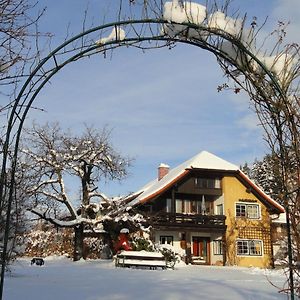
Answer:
4;257;287;300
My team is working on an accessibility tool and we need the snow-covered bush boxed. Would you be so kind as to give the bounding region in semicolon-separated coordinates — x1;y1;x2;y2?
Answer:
23;220;113;259
83;238;99;259
132;237;154;252
155;243;182;267
24;225;74;258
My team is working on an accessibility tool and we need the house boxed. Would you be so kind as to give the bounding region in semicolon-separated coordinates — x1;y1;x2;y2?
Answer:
126;151;285;268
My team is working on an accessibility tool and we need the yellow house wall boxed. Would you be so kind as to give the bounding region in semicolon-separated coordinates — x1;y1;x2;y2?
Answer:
223;176;273;268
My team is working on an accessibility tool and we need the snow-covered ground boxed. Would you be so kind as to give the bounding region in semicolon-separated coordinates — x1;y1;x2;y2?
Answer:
4;257;288;300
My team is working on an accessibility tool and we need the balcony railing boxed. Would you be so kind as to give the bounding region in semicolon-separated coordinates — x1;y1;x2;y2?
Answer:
148;212;226;229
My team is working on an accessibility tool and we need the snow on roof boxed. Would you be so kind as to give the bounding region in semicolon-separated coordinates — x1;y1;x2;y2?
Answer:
158;163;170;168
128;151;238;206
271;213;286;224
126;150;285;214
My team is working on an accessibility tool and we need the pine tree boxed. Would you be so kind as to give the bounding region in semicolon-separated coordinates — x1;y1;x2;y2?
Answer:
250;154;283;204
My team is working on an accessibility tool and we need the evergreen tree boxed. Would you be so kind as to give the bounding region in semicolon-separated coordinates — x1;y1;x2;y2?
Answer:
250;154;283;204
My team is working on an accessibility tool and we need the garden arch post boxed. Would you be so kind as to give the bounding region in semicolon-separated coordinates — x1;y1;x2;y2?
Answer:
0;13;297;299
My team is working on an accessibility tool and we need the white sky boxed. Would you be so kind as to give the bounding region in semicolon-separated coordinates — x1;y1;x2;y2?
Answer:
26;0;300;197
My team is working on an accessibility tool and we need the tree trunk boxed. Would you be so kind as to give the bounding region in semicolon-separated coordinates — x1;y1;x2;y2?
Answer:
73;224;84;261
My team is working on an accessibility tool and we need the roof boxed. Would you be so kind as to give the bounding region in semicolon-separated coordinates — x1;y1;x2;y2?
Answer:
126;151;285;214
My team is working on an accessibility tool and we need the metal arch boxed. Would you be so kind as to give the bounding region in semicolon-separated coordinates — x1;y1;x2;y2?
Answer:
0;18;293;299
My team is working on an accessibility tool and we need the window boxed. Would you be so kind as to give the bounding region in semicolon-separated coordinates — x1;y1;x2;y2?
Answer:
184;200;191;214
166;198;172;213
216;204;224;215
195;178;221;189
236;203;260;219
236;240;262;256
191;201;197;214
247;205;260;219
175;199;206;214
160;236;173;245
176;199;183;213
236;203;246;217
213;240;223;255
236;240;248;255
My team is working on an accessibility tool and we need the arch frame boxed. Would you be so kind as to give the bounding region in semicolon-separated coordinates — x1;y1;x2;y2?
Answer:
0;15;297;299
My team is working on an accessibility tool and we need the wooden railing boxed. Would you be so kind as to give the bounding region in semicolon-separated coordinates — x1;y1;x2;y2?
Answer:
148;212;226;228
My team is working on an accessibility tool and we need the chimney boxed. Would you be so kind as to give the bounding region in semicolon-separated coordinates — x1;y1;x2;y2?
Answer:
158;163;170;181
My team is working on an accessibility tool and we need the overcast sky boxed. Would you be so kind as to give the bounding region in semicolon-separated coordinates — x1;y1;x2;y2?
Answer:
26;0;300;197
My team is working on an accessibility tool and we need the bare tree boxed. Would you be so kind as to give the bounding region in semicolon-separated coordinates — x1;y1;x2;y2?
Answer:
21;123;132;261
0;0;47;91
0;0;47;237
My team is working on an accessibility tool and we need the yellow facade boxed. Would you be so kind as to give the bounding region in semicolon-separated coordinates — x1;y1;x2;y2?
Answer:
223;176;273;268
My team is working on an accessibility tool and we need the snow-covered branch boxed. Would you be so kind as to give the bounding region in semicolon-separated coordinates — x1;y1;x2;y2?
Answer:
27;179;59;194
88;191;110;202
29;208;105;228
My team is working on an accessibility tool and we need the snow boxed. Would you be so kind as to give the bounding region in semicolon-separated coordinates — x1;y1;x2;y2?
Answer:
159;163;170;168
163;1;206;25
162;1;206;39
119;259;166;267
162;1;295;85
255;52;296;83
96;26;126;45
120;250;164;258
4;257;287;300
272;213;287;224
208;11;242;37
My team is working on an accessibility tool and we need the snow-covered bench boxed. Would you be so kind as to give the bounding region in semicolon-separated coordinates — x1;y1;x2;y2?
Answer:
115;251;167;270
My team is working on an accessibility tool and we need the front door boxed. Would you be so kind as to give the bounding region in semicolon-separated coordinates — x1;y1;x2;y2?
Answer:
192;237;210;264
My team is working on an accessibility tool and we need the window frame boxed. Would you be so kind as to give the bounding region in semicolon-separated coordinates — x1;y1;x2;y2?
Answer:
175;199;203;214
195;178;221;189
213;240;223;255
216;204;224;215
160;235;174;246
236;239;263;256
166;198;172;213
235;202;260;219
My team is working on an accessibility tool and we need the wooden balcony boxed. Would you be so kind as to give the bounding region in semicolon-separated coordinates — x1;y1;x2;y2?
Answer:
147;212;226;232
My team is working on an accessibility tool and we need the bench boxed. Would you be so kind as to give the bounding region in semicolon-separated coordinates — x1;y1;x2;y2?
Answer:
115;250;167;270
